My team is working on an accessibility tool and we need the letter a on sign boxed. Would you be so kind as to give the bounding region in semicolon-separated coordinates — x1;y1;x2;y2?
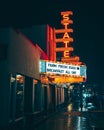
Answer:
63;32;70;39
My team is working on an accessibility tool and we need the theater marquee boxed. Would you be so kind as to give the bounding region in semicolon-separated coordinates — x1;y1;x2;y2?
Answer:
40;60;86;77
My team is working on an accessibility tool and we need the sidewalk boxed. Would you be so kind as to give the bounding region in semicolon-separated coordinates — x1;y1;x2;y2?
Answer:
32;100;92;130
88;110;104;130
9;99;104;130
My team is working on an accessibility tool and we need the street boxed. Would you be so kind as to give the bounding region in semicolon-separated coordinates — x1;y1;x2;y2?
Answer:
30;98;104;130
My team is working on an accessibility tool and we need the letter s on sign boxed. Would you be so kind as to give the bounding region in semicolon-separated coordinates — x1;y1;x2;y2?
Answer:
63;14;69;21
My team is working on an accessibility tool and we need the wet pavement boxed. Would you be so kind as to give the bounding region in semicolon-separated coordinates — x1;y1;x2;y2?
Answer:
11;97;104;130
88;110;104;130
28;99;104;130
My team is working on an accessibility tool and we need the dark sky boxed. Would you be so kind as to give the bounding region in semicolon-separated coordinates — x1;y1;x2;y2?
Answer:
0;0;104;84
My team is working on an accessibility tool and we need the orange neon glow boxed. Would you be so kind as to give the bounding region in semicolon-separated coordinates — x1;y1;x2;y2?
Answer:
63;32;69;39
54;11;75;62
61;11;73;16
49;10;87;84
61;20;73;25
55;29;73;33
61;56;80;62
55;47;74;52
54;76;84;83
55;38;74;43
64;42;69;48
61;11;73;26
64;50;69;57
40;75;85;84
62;14;69;21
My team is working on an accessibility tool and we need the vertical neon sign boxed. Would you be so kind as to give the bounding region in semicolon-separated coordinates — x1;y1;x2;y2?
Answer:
55;11;74;60
61;11;73;58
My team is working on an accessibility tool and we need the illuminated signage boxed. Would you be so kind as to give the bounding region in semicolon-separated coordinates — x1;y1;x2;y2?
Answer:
61;11;73;26
40;60;81;76
39;60;46;73
80;66;87;77
40;60;87;83
64;50;69;57
61;11;73;58
55;11;74;59
46;62;80;76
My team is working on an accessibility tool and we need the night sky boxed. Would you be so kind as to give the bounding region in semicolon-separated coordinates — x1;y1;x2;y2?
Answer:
0;1;104;84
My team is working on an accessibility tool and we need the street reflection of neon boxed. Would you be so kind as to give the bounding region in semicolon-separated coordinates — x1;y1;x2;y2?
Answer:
77;116;81;130
76;116;87;130
67;117;71;127
67;103;72;112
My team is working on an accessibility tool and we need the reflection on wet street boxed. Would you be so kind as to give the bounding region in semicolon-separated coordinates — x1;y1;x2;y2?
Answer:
33;102;91;130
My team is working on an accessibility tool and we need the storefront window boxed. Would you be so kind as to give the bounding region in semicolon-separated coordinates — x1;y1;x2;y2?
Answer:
15;74;24;118
10;74;16;121
10;74;25;121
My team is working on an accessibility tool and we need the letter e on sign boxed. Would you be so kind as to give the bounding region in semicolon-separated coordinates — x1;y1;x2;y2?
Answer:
64;51;69;57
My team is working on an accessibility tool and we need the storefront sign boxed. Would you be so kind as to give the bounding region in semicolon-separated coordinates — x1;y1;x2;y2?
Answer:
45;61;80;76
40;60;86;78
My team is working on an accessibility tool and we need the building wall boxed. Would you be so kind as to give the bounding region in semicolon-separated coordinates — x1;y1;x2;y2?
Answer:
0;27;69;128
0;28;12;128
0;28;41;128
21;24;55;61
8;29;40;79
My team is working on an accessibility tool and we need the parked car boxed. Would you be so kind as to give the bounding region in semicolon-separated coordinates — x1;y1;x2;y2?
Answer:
86;102;96;110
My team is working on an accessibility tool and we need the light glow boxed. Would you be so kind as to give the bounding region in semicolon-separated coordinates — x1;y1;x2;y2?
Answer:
64;50;69;57
55;11;74;59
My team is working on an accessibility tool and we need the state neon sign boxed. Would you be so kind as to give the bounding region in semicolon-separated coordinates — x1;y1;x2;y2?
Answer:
55;11;74;58
61;11;73;58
